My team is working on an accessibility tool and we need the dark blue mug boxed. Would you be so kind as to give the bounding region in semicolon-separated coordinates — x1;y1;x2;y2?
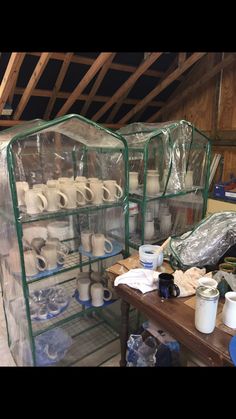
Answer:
158;273;180;299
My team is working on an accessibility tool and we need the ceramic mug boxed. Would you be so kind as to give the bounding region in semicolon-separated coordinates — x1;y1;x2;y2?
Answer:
81;231;93;252
158;273;180;299
75;176;87;182
129;172;138;193
146;173;160;195
41;244;65;270
44;184;68;211
90;283;112;307
144;220;155;241
89;180;111;205
160;213;172;237
46;237;69;256
16;181;29;206
91;234;113;257
77;277;91;301
103;180;123;201
75;181;94;206
222;292;236;329
59;183;79;209
32;183;47;193
24;250;47;276
197;277;218;289
31;237;46;254
25;189;48;215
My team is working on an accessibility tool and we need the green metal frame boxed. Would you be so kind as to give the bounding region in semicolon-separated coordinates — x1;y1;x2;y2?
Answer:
2;113;129;366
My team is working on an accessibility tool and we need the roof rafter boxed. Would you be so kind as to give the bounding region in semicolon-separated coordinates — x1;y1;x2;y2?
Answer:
80;53;116;116
147;53;236;122
0;53;26;114
14;87;164;107
44;52;74;120
118;52;206;124
13;52;52;120
56;52;114;117
92;52;163;122
105;85;133;123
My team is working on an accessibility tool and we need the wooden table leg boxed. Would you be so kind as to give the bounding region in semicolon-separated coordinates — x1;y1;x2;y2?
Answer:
120;299;130;367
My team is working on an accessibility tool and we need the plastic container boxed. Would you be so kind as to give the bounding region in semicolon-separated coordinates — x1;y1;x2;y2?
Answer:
139;244;163;270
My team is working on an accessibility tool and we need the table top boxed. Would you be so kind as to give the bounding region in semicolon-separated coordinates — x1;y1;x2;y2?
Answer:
107;253;235;366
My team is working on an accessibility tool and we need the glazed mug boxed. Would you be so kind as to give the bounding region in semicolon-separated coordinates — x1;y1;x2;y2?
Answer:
90;283;112;307
91;233;113;257
158;273;180;299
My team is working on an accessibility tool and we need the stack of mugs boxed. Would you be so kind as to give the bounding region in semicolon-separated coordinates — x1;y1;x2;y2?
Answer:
16;176;123;215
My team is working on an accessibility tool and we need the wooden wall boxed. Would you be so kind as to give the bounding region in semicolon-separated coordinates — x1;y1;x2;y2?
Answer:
162;53;236;184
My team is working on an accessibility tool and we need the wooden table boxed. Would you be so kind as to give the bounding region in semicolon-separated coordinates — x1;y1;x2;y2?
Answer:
107;254;234;367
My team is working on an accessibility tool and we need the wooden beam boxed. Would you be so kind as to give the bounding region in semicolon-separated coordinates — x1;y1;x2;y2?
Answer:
80;53;116;116
56;53;114;117
147;53;236;122
119;52;206;124
178;53;186;67
44;52;73;120
29;52;167;79
13;52;51;120
0;53;25;114
92;53;163;121
0;119;125;129
105;86;133;123
14;86;164;107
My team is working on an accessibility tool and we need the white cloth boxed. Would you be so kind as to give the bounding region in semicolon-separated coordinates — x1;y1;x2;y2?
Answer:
114;269;160;293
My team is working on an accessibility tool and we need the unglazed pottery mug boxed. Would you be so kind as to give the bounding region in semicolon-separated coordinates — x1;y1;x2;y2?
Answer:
91;233;113;257
144;220;155;240
75;180;94;206
222;292;236;329
81;231;93;252
90;283;112;307
129;172;138;193
77;277;91;301
185;170;193;188
41;244;65;270
32;183;47;193
103;180;123;201
47;221;70;240
16;181;29;206
59;182;79;209
146;173;160;195
158;273;180;299
31;237;46;254
75;176;87;182
89;180;111;205
24;250;47;276
25;189;48;215
44;184;68;211
46;237;69;255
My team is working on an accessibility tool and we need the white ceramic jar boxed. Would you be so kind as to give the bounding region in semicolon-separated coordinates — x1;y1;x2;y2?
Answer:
195;286;219;333
222;292;236;329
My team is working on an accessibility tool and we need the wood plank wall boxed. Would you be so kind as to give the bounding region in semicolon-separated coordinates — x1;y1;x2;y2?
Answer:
162;53;236;184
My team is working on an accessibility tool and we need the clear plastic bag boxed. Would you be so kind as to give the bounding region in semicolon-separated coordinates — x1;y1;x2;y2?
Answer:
35;327;73;366
126;334;157;367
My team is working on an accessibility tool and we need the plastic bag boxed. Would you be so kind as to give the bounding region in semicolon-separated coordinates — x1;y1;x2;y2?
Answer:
35;327;73;366
126;334;157;367
170;212;236;269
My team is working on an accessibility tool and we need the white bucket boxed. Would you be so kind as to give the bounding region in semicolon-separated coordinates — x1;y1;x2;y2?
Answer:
139;244;163;270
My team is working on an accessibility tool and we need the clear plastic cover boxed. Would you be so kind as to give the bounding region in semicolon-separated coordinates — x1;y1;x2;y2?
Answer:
0;114;128;366
118;120;210;246
170;212;236;269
